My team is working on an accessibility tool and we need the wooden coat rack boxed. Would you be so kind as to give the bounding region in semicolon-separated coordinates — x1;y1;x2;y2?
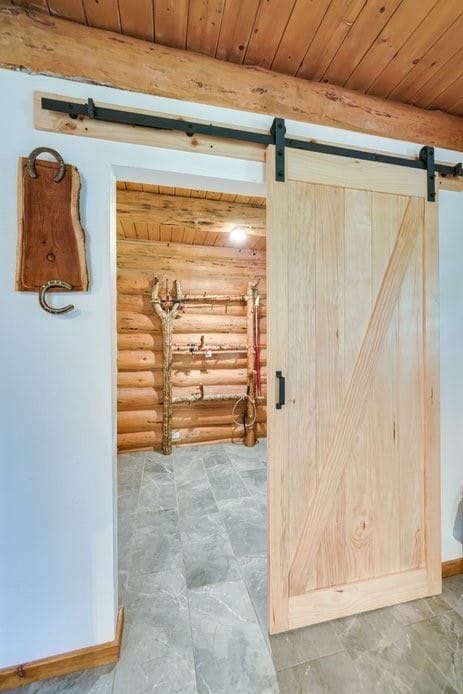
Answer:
151;277;261;455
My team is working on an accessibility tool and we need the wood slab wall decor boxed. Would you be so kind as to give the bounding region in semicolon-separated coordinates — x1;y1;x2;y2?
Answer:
17;156;88;293
117;241;267;452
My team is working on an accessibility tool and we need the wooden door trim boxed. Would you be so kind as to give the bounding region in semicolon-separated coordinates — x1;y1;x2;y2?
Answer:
289;197;423;595
266;147;290;633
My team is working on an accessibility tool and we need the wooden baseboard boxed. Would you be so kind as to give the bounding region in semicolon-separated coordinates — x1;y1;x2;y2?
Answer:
0;607;124;692
442;558;463;578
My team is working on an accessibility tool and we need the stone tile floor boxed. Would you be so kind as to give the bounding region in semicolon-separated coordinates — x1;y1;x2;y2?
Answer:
10;441;463;693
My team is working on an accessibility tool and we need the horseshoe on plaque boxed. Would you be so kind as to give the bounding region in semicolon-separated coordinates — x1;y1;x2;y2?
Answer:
26;147;66;183
39;280;75;315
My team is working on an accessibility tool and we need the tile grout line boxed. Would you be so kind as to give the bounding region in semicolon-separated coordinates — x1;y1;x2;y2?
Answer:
172;446;201;694
114;450;146;692
209;446;274;658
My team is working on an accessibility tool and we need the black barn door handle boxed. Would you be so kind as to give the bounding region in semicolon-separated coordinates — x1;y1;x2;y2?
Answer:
276;371;285;410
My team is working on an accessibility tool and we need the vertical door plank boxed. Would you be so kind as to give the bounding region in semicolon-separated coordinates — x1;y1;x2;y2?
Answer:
371;192;404;577
423;200;441;595
340;189;374;585
397;199;425;571
287;182;317;589
267;148;290;633
314;184;345;590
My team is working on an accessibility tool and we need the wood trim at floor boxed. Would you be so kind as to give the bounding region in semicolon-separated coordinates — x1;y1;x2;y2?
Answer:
0;607;124;692
442;558;463;578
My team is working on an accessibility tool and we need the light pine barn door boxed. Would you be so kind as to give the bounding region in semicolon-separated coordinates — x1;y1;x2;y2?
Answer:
266;147;441;634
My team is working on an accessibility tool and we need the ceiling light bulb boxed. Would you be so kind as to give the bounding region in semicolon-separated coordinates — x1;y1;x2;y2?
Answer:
230;226;248;243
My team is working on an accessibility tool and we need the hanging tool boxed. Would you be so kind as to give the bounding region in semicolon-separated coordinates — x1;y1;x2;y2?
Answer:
254;284;262;397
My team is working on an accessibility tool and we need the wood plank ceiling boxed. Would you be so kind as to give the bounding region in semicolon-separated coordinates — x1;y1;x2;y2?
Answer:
13;0;463;117
116;182;267;251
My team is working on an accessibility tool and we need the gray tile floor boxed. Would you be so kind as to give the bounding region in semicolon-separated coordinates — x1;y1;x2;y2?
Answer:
10;441;463;693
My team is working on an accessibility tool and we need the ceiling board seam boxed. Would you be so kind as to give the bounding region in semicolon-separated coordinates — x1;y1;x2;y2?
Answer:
114;0;121;33
346;0;439;93
387;9;463;100
293;0;336;77
184;0;190;51
339;0;406;89
80;0;88;26
434;74;463;111
371;4;463;100
412;45;463;108
13;0;51;11
242;0;270;66
212;0;227;58
262;0;299;72
365;1;441;97
215;0;259;64
152;0;155;41
318;0;370;84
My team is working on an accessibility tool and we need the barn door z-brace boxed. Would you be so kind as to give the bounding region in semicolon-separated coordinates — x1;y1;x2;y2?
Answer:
41;97;463;200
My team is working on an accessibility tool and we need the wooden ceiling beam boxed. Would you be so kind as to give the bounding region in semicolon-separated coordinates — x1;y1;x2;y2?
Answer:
1;6;463;152
117;190;266;236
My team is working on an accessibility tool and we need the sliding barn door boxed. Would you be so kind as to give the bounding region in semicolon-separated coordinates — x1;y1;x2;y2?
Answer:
266;147;441;634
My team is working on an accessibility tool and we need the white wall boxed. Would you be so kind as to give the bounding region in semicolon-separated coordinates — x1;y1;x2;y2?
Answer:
0;67;461;668
440;191;463;561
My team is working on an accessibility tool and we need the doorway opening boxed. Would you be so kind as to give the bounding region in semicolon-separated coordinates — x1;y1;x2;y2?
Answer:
116;182;267;453
114;181;276;691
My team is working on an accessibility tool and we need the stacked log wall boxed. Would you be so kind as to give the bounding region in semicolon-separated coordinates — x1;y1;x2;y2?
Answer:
117;240;267;451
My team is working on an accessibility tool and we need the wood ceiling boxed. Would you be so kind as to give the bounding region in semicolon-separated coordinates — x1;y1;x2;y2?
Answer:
13;0;463;117
116;182;266;250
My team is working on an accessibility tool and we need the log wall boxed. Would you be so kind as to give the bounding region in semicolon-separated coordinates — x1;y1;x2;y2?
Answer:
117;240;267;452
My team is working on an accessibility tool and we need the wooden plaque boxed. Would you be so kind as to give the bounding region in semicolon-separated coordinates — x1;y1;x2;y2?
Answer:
17;157;88;292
